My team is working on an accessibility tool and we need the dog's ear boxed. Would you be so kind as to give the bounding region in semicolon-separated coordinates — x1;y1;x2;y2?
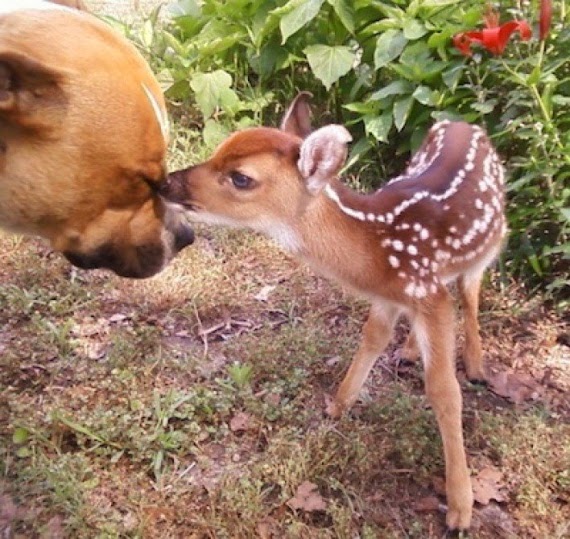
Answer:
280;91;313;139
0;51;68;131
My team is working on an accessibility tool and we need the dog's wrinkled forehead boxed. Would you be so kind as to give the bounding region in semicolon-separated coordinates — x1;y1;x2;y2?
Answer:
0;0;75;14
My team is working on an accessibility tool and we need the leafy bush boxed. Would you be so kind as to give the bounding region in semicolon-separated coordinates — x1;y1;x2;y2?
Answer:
107;0;569;302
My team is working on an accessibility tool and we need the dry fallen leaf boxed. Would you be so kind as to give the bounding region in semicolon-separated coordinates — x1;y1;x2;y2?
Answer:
325;355;341;367
472;467;506;505
230;412;251;433
414;495;441;512
256;517;280;539
264;393;281;407
488;369;541;404
85;342;107;360
254;285;276;302
431;476;447;497
108;313;129;323
44;515;65;539
287;481;327;512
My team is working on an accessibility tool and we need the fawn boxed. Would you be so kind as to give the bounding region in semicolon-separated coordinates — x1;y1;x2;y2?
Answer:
161;93;507;530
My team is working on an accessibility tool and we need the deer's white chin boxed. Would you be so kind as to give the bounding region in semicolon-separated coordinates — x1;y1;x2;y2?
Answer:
251;220;300;253
184;211;300;253
183;211;239;228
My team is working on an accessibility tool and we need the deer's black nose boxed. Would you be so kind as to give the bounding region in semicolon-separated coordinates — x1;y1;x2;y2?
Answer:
160;168;193;204
174;222;195;252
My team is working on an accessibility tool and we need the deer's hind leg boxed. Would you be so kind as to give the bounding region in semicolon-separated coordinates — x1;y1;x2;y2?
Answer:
457;272;486;382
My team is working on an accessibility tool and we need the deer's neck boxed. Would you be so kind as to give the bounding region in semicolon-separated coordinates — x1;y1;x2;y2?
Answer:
290;179;392;295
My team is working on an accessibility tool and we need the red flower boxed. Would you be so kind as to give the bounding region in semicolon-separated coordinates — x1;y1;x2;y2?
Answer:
453;6;532;57
540;0;552;41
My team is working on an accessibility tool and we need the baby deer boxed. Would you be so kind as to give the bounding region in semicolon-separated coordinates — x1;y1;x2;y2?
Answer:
161;93;507;530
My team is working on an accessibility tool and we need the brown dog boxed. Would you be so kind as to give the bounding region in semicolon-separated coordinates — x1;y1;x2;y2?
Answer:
0;0;194;278
161;93;507;530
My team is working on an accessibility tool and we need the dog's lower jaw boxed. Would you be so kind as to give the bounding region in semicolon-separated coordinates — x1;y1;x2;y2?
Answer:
63;246;162;278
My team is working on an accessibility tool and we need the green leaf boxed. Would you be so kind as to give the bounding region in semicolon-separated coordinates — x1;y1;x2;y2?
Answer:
371;80;413;100
343;101;380;115
219;87;242;116
528;253;543;276
372;3;405;20
190;70;235;118
561;208;570;222
327;0;355;33
471;100;497;114
427;30;452;48
418;0;462;6
412;85;438;106
141;19;154;49
527;64;541;86
169;0;202;17
304;45;355;90
192;20;244;58
250;40;291;78
442;63;464;89
393;96;413;131
374;30;408;70
403;19;427;40
203;119;230;149
344;136;373;171
364;110;393;142
279;0;325;44
162;31;185;56
164;79;191;101
12;427;29;445
16;447;31;458
82;477;100;490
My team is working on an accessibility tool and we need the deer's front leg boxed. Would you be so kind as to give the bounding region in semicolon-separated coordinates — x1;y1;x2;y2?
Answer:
327;302;399;418
415;292;473;530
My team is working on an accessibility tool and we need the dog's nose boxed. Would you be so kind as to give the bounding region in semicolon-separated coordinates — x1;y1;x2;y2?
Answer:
174;222;195;252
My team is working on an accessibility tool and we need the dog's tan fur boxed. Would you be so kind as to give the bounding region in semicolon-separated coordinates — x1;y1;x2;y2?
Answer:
0;0;193;277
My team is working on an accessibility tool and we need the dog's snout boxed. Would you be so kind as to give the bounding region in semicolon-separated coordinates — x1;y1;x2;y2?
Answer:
174;222;195;252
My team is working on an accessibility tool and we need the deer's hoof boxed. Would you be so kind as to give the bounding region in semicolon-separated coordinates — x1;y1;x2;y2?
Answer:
324;395;344;419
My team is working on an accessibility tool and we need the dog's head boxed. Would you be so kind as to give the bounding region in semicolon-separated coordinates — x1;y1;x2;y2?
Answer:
0;2;194;278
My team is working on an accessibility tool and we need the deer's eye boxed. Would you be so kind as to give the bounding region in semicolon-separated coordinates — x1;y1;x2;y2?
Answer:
230;171;255;190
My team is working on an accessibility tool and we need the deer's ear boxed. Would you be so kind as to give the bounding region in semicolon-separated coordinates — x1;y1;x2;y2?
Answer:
298;125;352;195
280;91;313;139
0;51;67;130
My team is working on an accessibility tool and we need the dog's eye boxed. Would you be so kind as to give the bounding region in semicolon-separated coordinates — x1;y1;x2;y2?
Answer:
230;171;254;190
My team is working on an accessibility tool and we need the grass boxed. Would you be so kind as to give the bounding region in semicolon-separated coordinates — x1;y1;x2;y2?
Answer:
1;125;569;538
